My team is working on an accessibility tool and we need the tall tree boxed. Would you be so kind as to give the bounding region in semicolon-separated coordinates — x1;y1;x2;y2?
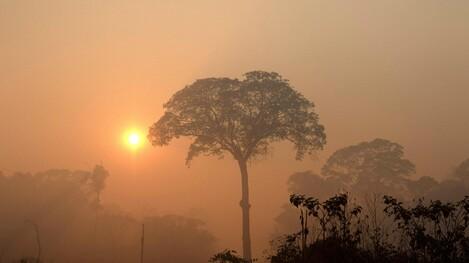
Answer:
148;71;326;261
322;138;415;197
88;165;109;206
453;158;469;180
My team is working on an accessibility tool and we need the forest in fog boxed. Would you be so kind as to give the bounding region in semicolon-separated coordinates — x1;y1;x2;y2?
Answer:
1;138;468;262
0;166;215;263
2;1;469;263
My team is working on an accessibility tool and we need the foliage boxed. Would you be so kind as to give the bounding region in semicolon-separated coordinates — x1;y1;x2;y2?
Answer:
322;138;415;193
453;158;469;179
148;71;326;261
269;192;469;263
270;193;367;263
384;195;469;262
290;193;363;247
148;71;326;164
268;235;301;263
87;165;110;205
276;139;421;235
209;250;250;263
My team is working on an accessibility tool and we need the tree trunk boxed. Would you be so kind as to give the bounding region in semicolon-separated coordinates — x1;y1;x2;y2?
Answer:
237;159;252;262
31;223;41;263
140;223;145;263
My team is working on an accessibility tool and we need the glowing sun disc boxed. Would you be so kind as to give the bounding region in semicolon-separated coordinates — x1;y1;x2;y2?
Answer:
126;131;143;149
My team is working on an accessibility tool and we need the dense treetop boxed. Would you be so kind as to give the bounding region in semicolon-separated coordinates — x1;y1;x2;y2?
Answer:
148;71;326;164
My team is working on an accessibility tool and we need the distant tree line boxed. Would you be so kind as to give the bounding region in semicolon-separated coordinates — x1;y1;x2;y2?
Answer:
0;166;215;263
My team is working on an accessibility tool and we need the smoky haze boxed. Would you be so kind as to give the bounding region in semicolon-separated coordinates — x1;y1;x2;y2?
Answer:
1;0;468;262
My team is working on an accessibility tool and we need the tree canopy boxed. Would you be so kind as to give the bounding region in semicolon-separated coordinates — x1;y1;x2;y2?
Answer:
148;71;326;164
322;138;415;187
453;158;469;179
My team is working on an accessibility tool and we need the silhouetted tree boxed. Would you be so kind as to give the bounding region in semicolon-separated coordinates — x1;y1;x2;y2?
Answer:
384;195;469;262
275;171;336;235
289;194;317;255
268;235;301;263
87;165;109;206
271;193;366;263
275;141;443;239
270;192;469;263
426;158;469;201
322;138;415;197
148;71;326;260
453;158;469;180
209;250;249;263
276;170;363;236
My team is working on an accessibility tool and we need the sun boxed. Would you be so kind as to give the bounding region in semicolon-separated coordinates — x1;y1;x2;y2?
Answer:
128;133;141;145
125;130;144;150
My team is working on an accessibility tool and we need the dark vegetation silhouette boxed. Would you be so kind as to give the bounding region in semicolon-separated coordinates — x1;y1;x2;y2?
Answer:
148;71;326;261
264;139;469;262
209;250;250;263
275;139;469;235
0;167;215;263
89;165;109;207
265;192;469;263
321;138;416;197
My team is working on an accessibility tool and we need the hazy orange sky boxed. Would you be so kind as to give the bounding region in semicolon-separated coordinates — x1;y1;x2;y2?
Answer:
1;0;469;255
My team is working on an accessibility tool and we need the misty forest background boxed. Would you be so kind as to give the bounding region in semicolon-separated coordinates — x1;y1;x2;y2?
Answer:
2;1;469;263
1;136;469;262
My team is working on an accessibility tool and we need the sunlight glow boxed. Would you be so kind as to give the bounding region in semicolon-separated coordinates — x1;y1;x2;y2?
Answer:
125;130;144;150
